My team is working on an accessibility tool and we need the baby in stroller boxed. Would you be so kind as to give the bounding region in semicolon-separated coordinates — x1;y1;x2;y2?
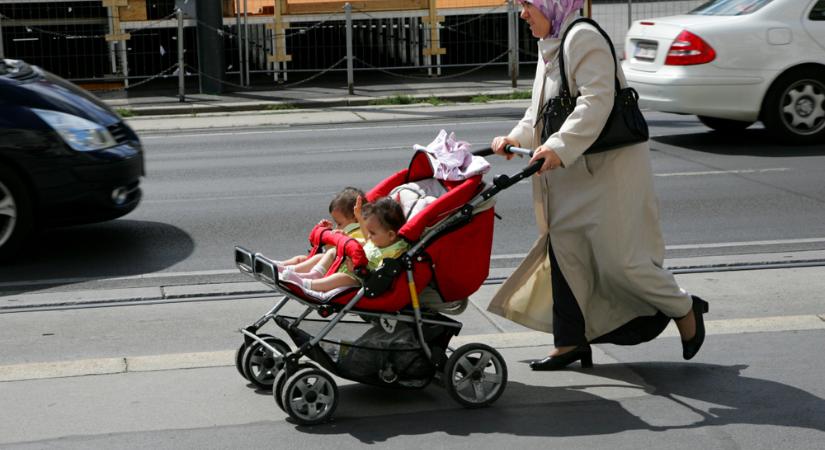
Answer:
280;196;410;295
276;186;365;277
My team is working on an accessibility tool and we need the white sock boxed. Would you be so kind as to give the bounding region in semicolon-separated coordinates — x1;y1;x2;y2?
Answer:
302;279;313;290
302;265;326;280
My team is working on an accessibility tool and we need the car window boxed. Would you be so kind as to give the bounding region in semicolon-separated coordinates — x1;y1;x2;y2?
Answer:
810;0;825;20
690;0;773;15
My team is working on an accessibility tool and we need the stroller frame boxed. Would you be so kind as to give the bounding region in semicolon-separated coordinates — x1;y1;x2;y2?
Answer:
233;145;539;425
235;248;463;360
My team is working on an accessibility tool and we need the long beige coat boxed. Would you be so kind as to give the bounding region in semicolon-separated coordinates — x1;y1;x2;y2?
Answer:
487;16;692;341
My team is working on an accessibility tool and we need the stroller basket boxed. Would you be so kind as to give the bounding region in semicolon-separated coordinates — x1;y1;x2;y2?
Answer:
275;314;460;388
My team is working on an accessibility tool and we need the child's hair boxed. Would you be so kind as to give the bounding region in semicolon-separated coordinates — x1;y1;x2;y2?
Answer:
362;197;406;233
328;186;365;219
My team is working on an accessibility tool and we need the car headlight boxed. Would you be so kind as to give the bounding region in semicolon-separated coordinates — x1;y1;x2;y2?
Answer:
31;108;117;152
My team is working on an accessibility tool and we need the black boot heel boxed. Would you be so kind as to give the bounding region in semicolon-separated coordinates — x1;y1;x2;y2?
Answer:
682;295;708;360
530;345;593;371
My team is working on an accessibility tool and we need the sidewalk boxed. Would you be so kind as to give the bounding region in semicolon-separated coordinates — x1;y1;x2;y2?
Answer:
2;265;825;447
98;72;535;117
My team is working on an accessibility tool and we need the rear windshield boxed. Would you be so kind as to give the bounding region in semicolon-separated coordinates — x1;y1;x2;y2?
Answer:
690;0;773;15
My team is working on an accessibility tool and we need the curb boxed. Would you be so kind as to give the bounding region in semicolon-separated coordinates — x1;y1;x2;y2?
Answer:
107;89;530;117
4;257;825;313
4;315;825;383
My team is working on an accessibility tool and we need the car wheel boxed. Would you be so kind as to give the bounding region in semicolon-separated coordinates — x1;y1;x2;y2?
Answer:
697;116;754;133
762;67;825;145
0;165;33;262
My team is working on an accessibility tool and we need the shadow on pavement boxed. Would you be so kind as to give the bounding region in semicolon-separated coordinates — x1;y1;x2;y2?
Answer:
0;220;194;292
300;362;825;443
653;130;825;157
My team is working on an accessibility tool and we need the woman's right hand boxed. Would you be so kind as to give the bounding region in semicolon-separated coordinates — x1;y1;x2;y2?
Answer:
491;136;520;160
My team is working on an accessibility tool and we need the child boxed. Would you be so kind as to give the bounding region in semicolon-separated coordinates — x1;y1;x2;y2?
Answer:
276;187;365;278
281;196;409;293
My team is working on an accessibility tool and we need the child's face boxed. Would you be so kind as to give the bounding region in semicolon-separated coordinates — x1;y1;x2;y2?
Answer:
330;209;356;229
364;215;397;248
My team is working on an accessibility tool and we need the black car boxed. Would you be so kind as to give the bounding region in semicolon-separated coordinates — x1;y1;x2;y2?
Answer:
0;59;144;261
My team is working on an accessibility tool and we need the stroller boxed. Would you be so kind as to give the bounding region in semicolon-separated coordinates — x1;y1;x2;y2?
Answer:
233;145;540;425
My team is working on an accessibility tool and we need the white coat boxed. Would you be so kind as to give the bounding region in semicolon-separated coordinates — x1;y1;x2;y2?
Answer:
487;16;692;341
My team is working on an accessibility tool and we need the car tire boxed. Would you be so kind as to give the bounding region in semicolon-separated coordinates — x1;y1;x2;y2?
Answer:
0;165;33;262
762;67;825;145
697;116;754;133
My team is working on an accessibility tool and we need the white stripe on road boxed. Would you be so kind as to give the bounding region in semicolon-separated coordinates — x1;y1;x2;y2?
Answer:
139;120;509;140
142;190;338;204
488;238;825;260
144;163;790;204
655;168;790;177
666;238;825;250
2;238;823;289
2;314;823;382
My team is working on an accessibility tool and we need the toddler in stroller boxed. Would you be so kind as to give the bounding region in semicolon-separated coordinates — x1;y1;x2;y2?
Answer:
233;139;538;425
280;197;410;294
276;186;365;277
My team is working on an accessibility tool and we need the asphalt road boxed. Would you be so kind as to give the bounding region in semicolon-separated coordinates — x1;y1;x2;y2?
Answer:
1;108;824;291
1;107;824;449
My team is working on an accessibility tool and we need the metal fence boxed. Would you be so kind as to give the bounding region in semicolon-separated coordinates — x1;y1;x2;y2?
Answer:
0;0;705;94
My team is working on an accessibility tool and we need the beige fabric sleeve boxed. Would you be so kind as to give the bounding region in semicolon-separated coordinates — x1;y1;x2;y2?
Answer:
507;59;543;149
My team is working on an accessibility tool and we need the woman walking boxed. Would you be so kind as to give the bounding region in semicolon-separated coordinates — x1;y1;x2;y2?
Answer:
488;0;708;370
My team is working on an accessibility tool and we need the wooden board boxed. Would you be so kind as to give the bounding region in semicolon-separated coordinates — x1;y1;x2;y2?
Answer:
285;0;428;14
224;0;506;16
120;0;148;22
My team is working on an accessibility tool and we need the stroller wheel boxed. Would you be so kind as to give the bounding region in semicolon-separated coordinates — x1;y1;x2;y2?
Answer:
281;368;338;425
444;343;508;408
241;336;291;389
273;362;318;412
235;333;273;380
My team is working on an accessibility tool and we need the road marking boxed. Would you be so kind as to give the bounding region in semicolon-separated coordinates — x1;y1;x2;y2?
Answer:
2;241;824;289
304;141;490;155
655;168;790;177
139;120;510;140
142;164;792;203
141;190;338;204
490;238;825;259
2;315;823;382
666;237;825;250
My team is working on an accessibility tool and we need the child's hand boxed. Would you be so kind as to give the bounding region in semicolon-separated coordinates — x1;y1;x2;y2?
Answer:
330;229;344;235
354;196;364;221
345;257;354;273
318;219;332;228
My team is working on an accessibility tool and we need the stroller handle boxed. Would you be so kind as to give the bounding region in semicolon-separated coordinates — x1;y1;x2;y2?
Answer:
474;145;545;185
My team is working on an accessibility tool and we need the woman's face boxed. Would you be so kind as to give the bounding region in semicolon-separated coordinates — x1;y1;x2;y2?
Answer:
519;2;551;39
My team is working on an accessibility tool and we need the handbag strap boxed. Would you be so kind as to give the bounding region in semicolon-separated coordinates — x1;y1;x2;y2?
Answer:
556;17;621;99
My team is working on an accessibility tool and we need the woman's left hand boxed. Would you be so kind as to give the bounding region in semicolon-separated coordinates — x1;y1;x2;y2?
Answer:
529;145;563;175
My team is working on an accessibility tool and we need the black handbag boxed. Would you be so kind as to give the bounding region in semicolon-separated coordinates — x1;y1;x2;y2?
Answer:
539;18;649;154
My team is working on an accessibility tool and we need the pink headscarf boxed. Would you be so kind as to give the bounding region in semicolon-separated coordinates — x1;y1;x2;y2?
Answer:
520;0;585;38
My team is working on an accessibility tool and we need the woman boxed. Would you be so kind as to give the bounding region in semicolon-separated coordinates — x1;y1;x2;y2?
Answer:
488;0;708;371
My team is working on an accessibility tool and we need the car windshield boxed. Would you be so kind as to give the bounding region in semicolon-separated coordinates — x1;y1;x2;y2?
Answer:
690;0;773;15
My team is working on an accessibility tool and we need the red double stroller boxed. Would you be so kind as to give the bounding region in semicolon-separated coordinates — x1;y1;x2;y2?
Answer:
234;146;538;425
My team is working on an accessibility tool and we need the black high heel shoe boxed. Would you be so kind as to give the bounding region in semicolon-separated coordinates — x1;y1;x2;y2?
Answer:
682;295;709;360
530;345;593;371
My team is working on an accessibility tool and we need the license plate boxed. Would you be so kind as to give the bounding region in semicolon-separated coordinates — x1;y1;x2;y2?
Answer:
634;42;657;61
